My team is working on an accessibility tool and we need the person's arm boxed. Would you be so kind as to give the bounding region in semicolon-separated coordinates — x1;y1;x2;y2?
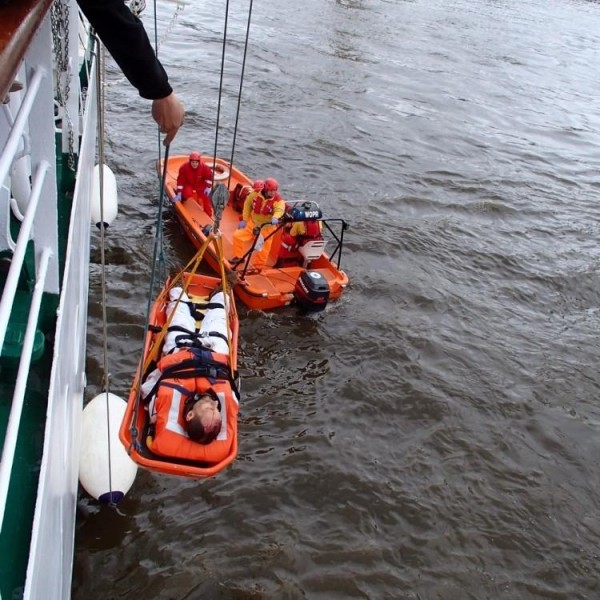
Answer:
141;367;162;399
242;192;255;222
176;164;186;188
272;198;286;220
289;221;303;237
77;0;170;98
202;163;214;183
77;0;184;144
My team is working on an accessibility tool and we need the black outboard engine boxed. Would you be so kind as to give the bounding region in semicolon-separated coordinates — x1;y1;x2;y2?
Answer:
293;270;330;312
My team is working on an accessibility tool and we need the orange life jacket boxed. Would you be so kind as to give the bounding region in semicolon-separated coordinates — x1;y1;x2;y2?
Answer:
252;192;280;215
147;348;239;464
232;183;251;212
298;219;322;242
280;220;323;258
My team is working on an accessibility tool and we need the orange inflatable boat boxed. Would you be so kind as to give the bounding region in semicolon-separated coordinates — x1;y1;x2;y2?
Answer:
158;154;350;312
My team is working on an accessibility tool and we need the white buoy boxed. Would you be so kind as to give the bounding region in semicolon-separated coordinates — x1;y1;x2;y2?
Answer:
79;393;137;503
90;164;118;229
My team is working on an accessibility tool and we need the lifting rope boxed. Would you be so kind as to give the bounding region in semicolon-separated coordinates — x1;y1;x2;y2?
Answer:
127;0;254;449
94;37;116;505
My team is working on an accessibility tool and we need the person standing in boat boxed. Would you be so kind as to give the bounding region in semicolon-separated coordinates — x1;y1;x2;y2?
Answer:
232;177;286;269
173;152;214;217
76;0;185;146
141;286;234;449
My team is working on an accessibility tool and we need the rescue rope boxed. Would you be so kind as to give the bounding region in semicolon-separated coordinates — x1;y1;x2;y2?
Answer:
141;236;213;373
94;39;116;506
127;0;252;447
128;0;190;448
224;0;254;189
129;148;172;448
128;231;236;448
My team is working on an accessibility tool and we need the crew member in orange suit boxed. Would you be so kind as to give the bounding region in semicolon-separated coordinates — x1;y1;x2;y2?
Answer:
174;152;214;217
278;219;324;265
232;178;285;269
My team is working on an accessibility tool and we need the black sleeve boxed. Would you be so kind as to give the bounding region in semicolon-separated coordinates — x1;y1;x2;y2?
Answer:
76;0;173;100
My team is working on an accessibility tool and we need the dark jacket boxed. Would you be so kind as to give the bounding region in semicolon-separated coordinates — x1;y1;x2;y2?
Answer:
76;0;172;99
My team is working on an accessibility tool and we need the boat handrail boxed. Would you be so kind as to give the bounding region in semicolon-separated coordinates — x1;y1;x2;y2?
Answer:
0;65;44;187
0;246;51;533
0;157;50;354
0;97;54;529
0;0;52;101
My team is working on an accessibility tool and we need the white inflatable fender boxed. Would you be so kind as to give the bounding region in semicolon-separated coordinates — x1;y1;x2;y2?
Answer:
90;164;118;229
79;393;137;503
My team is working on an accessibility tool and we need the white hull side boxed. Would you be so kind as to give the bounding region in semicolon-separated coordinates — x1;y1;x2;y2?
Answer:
23;57;97;600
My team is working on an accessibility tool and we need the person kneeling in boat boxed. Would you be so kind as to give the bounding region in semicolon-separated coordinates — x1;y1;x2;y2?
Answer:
173;152;214;217
231;177;285;269
277;202;325;267
141;287;238;459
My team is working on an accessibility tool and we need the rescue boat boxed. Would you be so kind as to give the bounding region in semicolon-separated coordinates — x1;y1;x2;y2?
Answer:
119;271;240;478
158;155;350;311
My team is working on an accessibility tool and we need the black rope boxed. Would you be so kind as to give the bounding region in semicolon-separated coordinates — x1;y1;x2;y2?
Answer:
210;0;230;189
211;0;254;193
129;144;171;448
128;0;172;448
226;0;254;188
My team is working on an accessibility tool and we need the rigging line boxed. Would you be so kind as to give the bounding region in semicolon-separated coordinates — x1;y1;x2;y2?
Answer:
139;238;211;373
130;147;172;442
212;235;236;375
95;39;115;507
152;0;167;283
152;0;159;54
128;233;213;448
210;0;232;189
226;0;255;183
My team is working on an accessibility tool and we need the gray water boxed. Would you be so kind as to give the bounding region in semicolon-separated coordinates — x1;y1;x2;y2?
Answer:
73;1;600;598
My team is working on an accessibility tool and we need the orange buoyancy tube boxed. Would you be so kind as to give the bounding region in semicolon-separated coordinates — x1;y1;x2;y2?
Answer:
147;349;239;464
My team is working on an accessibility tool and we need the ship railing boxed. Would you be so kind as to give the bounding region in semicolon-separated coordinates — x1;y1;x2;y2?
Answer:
0;1;65;535
0;75;55;535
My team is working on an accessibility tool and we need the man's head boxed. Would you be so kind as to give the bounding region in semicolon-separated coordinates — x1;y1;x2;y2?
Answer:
184;389;222;444
189;152;201;169
264;178;278;197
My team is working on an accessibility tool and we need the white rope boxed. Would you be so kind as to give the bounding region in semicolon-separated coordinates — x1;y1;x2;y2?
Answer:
94;41;116;505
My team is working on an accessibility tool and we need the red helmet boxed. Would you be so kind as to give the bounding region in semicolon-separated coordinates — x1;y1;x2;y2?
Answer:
189;152;201;161
264;178;279;192
252;179;265;192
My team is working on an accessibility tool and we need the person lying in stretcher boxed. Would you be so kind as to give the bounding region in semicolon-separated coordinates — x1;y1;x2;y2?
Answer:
140;285;239;460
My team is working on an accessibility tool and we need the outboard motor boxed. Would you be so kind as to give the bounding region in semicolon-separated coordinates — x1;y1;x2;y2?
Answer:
293;270;330;312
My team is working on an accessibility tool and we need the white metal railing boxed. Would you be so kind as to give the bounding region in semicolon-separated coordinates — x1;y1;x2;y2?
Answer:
0;67;53;532
0;159;50;355
0;67;44;187
0;245;52;532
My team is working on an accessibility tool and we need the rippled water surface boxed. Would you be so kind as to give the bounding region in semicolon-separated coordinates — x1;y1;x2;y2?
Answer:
73;1;600;598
